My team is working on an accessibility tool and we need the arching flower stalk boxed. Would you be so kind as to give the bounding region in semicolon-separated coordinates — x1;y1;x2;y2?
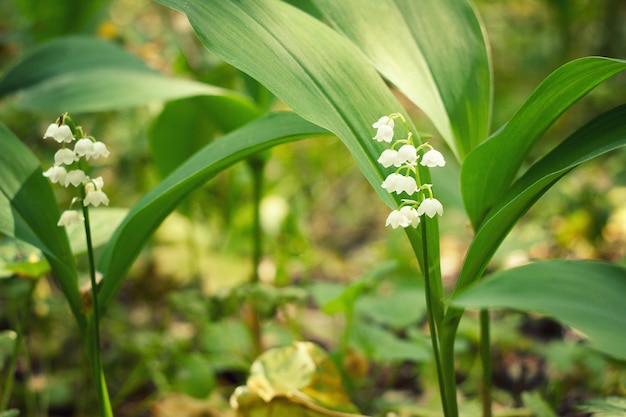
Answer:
41;113;113;416
372;113;446;229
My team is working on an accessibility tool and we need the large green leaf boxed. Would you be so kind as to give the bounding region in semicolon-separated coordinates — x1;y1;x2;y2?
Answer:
313;0;492;161
457;104;626;290
155;0;414;208
0;124;83;324
97;112;331;311
0;36;247;113
461;57;626;228
153;0;443;303
452;260;626;361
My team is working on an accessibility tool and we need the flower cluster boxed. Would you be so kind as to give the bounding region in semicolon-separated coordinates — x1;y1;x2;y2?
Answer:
42;114;110;227
373;114;445;229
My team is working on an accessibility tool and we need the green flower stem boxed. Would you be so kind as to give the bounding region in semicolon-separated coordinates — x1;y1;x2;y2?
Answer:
441;311;463;417
480;309;493;417
419;219;457;417
81;199;113;417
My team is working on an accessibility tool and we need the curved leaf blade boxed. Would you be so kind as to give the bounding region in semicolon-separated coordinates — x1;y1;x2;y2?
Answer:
458;104;626;290
154;0;443;310
461;57;626;228
155;0;410;207
452;260;626;361
314;0;492;160
0;36;248;113
97;112;332;311
0;124;82;323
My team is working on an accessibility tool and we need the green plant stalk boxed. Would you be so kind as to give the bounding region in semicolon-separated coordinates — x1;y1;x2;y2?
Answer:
0;319;21;411
249;156;265;284
247;156;266;357
81;200;113;417
441;310;463;416
480;309;493;417
419;219;456;417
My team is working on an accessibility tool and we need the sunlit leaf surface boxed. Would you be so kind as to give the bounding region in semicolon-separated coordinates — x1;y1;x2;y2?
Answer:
0;36;248;113
461;57;626;228
453;260;626;361
458;104;626;289
314;0;492;160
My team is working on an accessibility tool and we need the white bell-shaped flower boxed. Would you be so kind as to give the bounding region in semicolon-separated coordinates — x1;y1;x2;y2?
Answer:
74;138;95;158
385;206;420;229
90;141;110;159
420;149;446;167
385;209;410;229
44;124;74;143
83;190;109;207
54;148;78;165
83;176;109;207
64;169;88;187
372;116;394;143
417;198;444;218
396;144;417;165
377;149;399;168
382;173;418;195
57;210;84;227
43;165;67;184
400;206;420;227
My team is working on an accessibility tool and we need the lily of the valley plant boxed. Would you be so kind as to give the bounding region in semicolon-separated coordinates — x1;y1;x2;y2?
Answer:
42;113;113;416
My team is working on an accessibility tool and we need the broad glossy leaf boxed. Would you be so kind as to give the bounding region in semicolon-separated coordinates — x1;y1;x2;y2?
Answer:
0;36;245;113
314;0;492;160
452;260;626;361
154;0;443;302
458;104;626;290
461;57;626;228
0;124;82;323
97;112;331;311
155;0;422;208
